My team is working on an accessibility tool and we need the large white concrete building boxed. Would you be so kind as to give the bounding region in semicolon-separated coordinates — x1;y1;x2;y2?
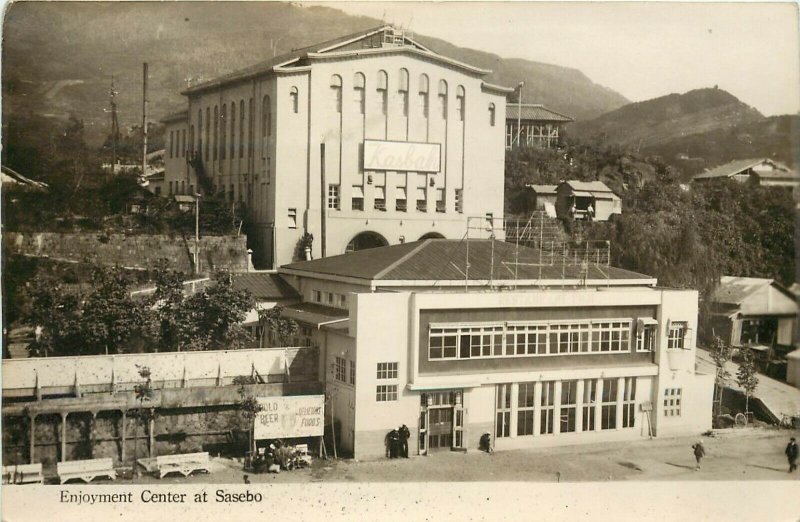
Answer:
161;26;510;268
275;239;715;460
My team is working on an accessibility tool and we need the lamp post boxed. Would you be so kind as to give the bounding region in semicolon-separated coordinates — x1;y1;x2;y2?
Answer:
194;193;201;274
516;81;524;147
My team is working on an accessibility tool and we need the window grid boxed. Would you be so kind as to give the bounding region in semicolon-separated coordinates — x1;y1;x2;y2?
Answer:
334;356;346;383
376;384;398;402
429;320;633;361
327;184;340;210
349;360;356;385
376;362;398;380
622;377;636;428
667;322;688;349
582;379;597;431
560;380;578;433
663;388;682;417
496;384;511;438
601;378;617;430
517;382;536;436
540;381;555;435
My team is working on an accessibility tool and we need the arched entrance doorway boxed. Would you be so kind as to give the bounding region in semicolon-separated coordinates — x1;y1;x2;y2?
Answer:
345;231;389;253
419;232;445;240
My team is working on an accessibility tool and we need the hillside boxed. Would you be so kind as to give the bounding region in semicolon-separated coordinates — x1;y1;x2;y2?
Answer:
570;88;764;149
1;2;628;147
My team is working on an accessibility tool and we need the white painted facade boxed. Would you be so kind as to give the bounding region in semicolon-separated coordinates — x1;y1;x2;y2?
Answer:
159;27;510;268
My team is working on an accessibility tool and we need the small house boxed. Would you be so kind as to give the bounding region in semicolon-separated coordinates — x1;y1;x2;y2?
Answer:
692;158;799;188
555;180;622;222
525;184;558;216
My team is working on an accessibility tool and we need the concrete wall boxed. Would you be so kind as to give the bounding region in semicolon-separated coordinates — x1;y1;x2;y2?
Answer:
4;232;250;273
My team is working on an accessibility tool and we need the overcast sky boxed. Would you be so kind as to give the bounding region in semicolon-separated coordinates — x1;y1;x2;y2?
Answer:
311;1;800;116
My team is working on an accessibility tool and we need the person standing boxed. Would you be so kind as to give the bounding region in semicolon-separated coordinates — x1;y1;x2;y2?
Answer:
785;437;798;473
388;428;400;459
692;440;705;470
399;424;410;458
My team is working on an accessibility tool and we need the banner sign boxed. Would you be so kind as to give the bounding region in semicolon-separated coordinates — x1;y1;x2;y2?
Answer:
363;140;441;172
254;395;325;439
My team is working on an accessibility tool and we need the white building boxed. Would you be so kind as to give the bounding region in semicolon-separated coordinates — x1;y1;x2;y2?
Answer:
160;26;510;268
275;239;714;459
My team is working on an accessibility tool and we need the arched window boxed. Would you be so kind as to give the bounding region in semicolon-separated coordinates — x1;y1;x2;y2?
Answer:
438;80;448;120
330;75;343;113
213;105;219;161
398;68;409;117
230;102;236;159
262;95;271;138
220;104;227;160
418;74;429;118
489;102;496;127
197;110;203;158
290;86;299;114
376;70;388;115
239;100;245;158
353;72;365;115
205;107;210;160
456;85;465;122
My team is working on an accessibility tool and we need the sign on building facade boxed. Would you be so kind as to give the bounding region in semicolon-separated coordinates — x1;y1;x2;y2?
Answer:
363;140;441;172
254;395;325;439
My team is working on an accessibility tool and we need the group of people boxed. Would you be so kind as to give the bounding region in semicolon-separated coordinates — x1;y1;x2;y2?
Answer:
385;425;411;459
692;437;798;473
251;439;307;474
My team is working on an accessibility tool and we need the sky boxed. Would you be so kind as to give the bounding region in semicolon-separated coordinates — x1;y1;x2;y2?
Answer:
310;1;800;116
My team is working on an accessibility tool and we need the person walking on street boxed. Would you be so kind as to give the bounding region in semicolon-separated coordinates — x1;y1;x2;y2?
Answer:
399;424;410;458
692;440;705;470
785;437;798;473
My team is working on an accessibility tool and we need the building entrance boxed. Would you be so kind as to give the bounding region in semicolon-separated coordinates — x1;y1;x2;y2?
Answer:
428;408;453;449
418;390;465;454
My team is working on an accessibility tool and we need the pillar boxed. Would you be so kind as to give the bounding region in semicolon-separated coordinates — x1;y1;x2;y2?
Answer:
120;410;127;463
575;380;585;433
90;411;98;458
28;415;36;464
60;412;68;462
148;414;155;457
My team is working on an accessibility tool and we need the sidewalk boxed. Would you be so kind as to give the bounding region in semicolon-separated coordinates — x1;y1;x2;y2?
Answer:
696;349;800;420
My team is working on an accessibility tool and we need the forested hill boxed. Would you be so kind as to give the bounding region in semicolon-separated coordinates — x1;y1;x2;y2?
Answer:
2;2;628;146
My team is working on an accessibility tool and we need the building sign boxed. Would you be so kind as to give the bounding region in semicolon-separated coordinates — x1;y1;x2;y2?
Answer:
254;395;325;439
363;140;441;173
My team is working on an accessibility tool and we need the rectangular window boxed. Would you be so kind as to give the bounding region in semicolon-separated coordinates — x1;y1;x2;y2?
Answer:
560;380;578;433
582;379;597;431
591;321;631;352
496;384;511;438
376;362;398;380
168;181;173;196
374;186;386;211
312;290;321;302
622;377;636;428
327;184;340;210
349;360;356;385
663;388;682;417
636;321;657;352
416;187;427;212
396;186;407;212
288;208;297;229
601;378;618;430
169;131;174;158
181;129;186;157
428;328;458;360
334;356;346;382
517;382;536;436
352;185;364;211
436;188;445;213
667;322;688;349
455;189;463;213
376;384;398;402
540;381;555;435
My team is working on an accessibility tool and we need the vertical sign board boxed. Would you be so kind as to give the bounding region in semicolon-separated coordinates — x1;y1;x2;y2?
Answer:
254;395;325;439
363;140;441;173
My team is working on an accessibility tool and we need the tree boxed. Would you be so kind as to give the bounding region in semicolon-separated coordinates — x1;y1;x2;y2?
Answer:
23;276;84;357
257;305;299;348
736;348;759;415
81;267;148;354
146;260;187;352
711;335;733;418
236;382;264;461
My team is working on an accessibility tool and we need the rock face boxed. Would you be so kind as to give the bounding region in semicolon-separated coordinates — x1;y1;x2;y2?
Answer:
4;232;251;273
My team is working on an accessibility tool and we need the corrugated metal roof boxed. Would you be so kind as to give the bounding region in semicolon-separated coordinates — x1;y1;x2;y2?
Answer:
508;104;574;122
563;180;615;193
282;302;348;327
282;239;653;283
231;273;300;301
693;158;769;180
712;276;774;305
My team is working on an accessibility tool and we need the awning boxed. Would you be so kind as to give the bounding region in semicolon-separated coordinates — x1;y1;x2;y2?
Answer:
281;302;348;328
351;185;364;198
374;186;386;199
396;187;407;199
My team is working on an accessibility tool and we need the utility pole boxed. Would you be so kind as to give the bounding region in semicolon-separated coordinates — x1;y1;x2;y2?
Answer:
194;193;201;274
516;81;524;147
141;63;149;184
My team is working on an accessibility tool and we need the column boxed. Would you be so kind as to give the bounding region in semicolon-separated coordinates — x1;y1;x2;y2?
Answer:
120;410;127;463
60;412;68;462
616;377;625;430
553;381;562;435
575;380;585;433
509;382;519;438
595;379;604;432
28;415;36;464
533;381;543;436
148;414;155;457
89;411;98;458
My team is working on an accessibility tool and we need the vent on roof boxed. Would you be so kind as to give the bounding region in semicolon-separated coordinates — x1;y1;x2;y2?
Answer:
382;27;412;48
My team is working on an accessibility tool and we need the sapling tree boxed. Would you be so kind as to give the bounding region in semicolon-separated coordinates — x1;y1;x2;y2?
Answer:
736;348;759;415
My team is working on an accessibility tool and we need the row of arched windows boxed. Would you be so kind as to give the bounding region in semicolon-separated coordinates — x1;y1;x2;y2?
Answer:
191;96;274;163
329;71;468;121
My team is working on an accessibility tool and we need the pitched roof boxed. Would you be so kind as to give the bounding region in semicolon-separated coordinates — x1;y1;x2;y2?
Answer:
1;166;49;189
282;302;349;327
692;158;781;180
527;184;558;194
231;273;300;301
561;180;619;200
281;239;654;284
712;276;774;305
508;104;573;122
182;26;487;96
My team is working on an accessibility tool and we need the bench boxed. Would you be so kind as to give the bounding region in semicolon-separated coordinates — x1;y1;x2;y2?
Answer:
2;464;44;485
57;458;116;484
154;452;210;479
